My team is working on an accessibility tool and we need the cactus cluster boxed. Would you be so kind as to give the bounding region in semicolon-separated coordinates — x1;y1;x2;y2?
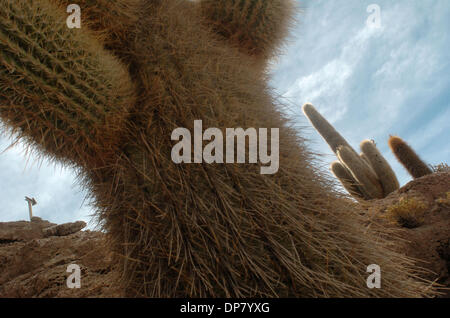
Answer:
302;103;400;200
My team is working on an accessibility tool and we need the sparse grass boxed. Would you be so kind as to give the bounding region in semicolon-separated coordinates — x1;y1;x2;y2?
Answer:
431;163;450;173
385;198;428;229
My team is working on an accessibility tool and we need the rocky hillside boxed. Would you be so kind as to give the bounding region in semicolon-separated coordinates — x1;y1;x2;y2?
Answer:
0;218;120;297
0;172;448;298
366;172;449;297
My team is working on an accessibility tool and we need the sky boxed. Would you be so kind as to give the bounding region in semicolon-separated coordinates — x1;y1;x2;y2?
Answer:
0;0;449;228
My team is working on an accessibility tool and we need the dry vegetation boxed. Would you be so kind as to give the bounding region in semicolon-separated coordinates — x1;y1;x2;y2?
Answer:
385;198;427;229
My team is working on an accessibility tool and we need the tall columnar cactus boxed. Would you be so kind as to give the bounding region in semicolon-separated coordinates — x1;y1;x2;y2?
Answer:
388;136;433;179
360;140;400;196
0;0;434;297
302;104;400;199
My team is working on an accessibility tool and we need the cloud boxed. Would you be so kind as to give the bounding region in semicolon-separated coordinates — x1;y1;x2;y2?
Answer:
283;22;384;123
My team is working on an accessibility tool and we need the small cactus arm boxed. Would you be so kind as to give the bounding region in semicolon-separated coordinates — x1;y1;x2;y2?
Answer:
0;0;135;168
360;140;400;196
388;136;433;179
330;161;367;200
0;0;436;297
198;0;295;61
337;146;384;199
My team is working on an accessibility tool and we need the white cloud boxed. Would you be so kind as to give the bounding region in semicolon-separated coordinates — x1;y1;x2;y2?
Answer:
282;11;385;123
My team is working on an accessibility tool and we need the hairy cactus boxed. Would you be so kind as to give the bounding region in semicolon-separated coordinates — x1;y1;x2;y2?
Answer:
360;140;400;196
50;0;140;60
199;0;295;60
0;0;435;297
337;146;384;199
302;103;355;155
0;0;135;167
330;161;366;200
388;136;432;179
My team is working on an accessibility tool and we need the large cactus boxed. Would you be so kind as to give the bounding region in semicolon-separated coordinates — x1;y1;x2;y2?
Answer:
0;0;434;297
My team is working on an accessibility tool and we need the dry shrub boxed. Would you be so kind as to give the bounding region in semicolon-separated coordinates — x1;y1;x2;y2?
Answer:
436;192;450;207
385;198;427;229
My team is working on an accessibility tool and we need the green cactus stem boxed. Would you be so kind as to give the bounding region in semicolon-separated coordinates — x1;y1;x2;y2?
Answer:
360;140;400;196
388;136;432;179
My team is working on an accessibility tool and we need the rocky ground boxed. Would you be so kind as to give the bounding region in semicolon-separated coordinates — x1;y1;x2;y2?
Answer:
366;172;450;297
0;173;448;298
0;218;120;297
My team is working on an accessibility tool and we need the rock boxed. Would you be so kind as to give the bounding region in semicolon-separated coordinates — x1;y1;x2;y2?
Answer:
0;219;56;242
43;221;87;237
368;172;450;297
0;230;121;297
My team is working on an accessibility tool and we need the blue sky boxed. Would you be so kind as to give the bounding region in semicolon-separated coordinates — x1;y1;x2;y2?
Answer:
0;0;449;228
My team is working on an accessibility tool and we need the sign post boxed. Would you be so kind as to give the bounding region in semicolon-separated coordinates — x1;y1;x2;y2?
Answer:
25;196;37;221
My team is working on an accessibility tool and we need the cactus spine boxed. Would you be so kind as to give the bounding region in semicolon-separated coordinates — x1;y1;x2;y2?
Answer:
0;0;135;167
360;140;400;196
199;0;294;60
388;136;432;179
